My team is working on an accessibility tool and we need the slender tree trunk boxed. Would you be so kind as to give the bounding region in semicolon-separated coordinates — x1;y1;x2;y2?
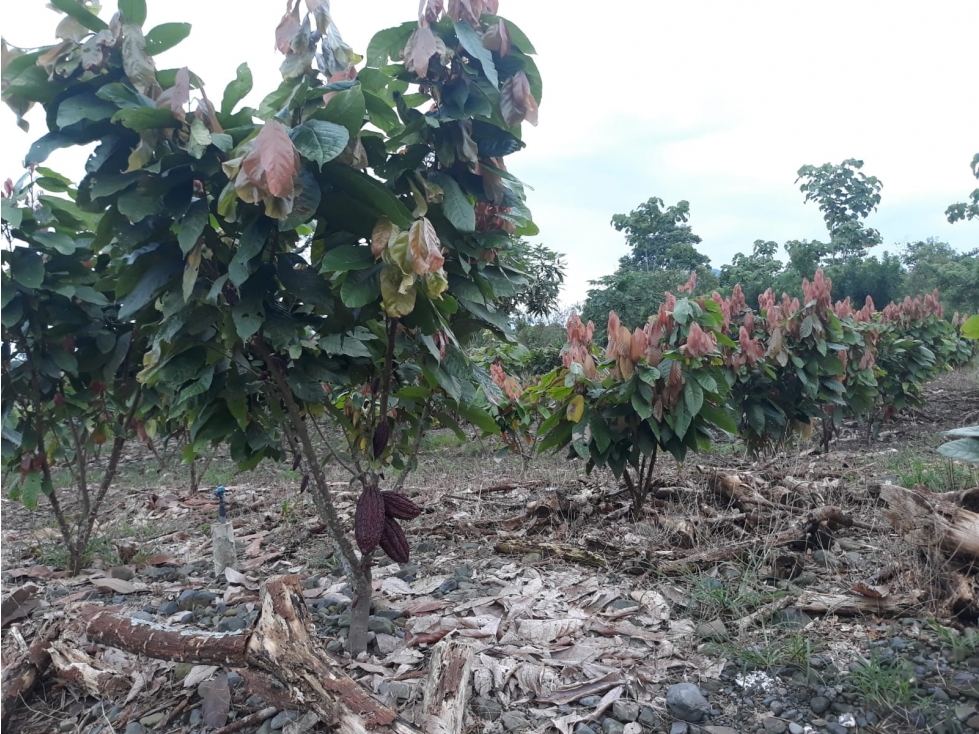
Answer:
257;339;372;654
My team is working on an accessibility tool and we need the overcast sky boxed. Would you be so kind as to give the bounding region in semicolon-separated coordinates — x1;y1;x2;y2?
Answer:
3;1;977;304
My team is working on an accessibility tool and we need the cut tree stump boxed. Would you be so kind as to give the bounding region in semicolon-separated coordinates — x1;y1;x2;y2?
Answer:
419;640;474;734
76;575;425;734
881;483;979;564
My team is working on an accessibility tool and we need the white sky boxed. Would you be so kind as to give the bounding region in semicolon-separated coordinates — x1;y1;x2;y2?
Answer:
2;1;977;304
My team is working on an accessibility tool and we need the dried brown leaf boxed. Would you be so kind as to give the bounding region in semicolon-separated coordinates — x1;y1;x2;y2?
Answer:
407;217;444;275
201;672;231;728
1;585;41;628
92;577;137;594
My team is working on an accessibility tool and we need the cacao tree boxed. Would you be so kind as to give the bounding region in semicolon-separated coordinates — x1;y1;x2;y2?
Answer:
2;169;147;575
3;0;541;653
540;276;737;516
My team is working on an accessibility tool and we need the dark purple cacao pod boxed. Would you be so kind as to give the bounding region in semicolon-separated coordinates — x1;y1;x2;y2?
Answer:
354;484;385;554
380;491;422;520
292;453;302;471
372;421;390;459
300;474;309;493
379;516;410;563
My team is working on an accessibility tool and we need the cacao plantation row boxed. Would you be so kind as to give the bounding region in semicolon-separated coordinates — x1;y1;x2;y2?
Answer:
482;270;978;514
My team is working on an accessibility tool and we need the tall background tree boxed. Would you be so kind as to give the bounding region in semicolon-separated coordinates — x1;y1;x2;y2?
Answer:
582;197;716;337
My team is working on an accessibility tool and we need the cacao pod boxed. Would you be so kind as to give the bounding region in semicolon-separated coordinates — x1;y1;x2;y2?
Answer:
300;474;309;493
372;421;390;459
379;516;410;563
380;491;421;520
354;484;385;554
292;453;302;471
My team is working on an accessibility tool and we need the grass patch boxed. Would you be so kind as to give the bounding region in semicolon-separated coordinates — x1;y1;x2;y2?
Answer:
884;448;978;493
846;653;920;710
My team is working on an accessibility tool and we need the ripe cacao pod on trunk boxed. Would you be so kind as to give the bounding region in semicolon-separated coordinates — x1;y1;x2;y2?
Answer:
379;516;410;563
354;484;385;554
372;421;390;458
380;491;421;520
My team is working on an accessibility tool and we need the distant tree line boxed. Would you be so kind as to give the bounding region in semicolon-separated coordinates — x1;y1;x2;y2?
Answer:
577;156;979;340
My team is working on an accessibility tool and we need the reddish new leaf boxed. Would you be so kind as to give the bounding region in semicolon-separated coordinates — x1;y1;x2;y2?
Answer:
501;70;539;127
156;66;190;123
404;26;438;79
275;0;302;54
241;120;299;199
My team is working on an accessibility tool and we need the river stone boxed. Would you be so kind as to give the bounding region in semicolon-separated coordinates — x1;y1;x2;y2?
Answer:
611;700;640;722
666;682;711;722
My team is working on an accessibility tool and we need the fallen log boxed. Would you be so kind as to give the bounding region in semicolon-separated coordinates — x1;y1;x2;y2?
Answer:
794;591;924;617
495;506;854;576
419;640;474;734
77;575;423;734
0;620;61;727
881;483;979;565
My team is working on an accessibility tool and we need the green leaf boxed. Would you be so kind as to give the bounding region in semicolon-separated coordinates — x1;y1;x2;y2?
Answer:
937;437;979;463
672;299;693;325
56;94;116;128
631;392;652;420
455;402;500;436
315;85;365;138
26;132;75;166
945;426;979;439
232;299;265;340
221;63;252;116
229;219;270;287
321;245;374;272
430;172;475;232
321;166;412;228
366;23;415;66
178;199;209;255
699;401;737;435
289;120;349;167
963;315;979;340
10;250;44;288
683;379;704;416
454;21;498;88
49;0;107;32
31;231;76;254
144;22;192;55
112;106;175;131
340;265;381;308
538;420;574;454
746;403;766;434
1;199;23;229
50;348;78;374
118;0;147;26
20;471;42;509
118;261;180;320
